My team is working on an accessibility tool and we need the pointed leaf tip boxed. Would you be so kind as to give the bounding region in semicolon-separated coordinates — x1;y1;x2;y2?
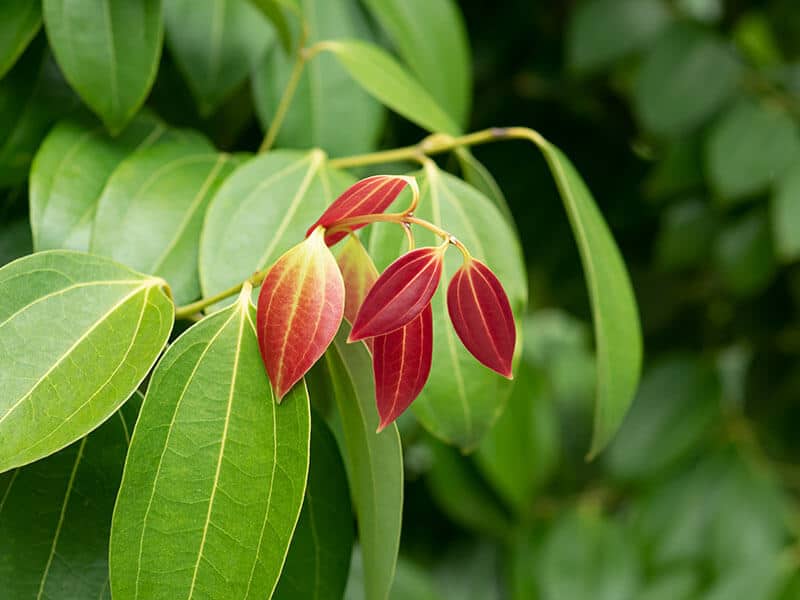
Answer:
374;303;433;431
257;228;344;400
308;175;414;246
349;245;445;341
447;258;516;379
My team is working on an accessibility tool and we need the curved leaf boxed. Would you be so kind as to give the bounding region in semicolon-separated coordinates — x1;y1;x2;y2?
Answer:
325;329;403;600
361;0;471;127
0;393;140;599
252;0;384;156
200;149;354;303
337;235;379;325
0;0;41;78
110;292;310;599
0;251;173;473
42;0;164;132
91;142;237;304
370;166;527;449
249;0;297;53
274;413;354;600
164;0;274;115
455;148;513;222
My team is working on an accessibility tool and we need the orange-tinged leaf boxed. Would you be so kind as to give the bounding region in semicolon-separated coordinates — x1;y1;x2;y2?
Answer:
447;258;515;379
374;304;433;431
337;235;379;325
257;227;345;400
307;175;413;246
348;245;445;342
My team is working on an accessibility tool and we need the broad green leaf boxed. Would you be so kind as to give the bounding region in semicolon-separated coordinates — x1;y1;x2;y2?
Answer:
706;99;800;203
634;24;742;137
92;143;238;304
252;0;384;157
321;39;460;136
714;210;776;296
605;356;721;480
110;293;310;600
636;570;698;600
42;0;164;133
370;164;526;449
325;329;403;600
275;413;354;600
0;393;140;599
425;439;512;540
475;365;559;515
30;114;201;252
0;38;78;187
0;0;41;78
0;217;32;267
249;0;298;52
567;0;672;74
0;251;173;473
705;556;794;600
455;147;513;222
361;0;471;127
654;198;718;271
200;149;354;303
164;0;275;116
537;141;642;457
772;163;800;261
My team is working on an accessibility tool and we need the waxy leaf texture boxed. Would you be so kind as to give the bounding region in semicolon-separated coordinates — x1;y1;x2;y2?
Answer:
337;235;379;325
349;246;445;341
257;228;344;400
308;175;411;246
373;303;433;431
447;258;516;378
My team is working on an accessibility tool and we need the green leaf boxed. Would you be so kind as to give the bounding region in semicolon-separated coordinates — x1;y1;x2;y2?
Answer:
110;294;310;599
361;0;471;127
325;329;403;600
91;143;238;304
705;556;794;600
249;0;297;52
0;393;140;599
772;163;800;261
0;38;78;187
0;0;41;78
321;39;460;136
0;217;32;267
636;570;698;600
42;0;164;133
706;99;800;203
537;141;642;457
0;251;173;473
654;198;718;271
275;413;354;600
474;364;559;515
567;0;672;74
252;0;384;157
605;356;721;480
370;165;527;449
714;210;777;296
30;114;199;252
164;0;275;116
634;24;742;137
455;147;513;222
200;149;354;304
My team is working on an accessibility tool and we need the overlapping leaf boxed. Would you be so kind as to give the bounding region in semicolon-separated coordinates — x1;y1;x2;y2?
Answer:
0;0;41;78
0;251;173;473
337;235;378;325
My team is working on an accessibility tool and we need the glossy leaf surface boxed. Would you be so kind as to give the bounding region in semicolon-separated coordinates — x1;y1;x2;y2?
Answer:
42;0;163;133
257;228;345;400
373;303;433;430
200;149;354;304
164;0;274;115
110;295;310;600
0;0;41;78
447;258;516;379
92;142;237;304
0;251;173;473
0;394;140;599
274;413;354;600
326;330;403;600
308;175;411;246
337;235;379;325
349;246;445;341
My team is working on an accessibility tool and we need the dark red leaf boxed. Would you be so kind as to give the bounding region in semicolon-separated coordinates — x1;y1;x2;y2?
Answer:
447;258;515;379
348;245;445;342
257;228;345;400
307;175;412;246
373;303;433;431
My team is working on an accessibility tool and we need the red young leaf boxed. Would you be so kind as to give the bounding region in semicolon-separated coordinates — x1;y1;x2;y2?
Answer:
373;303;433;432
257;227;345;400
447;258;515;379
307;175;412;246
336;235;379;325
348;245;445;342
